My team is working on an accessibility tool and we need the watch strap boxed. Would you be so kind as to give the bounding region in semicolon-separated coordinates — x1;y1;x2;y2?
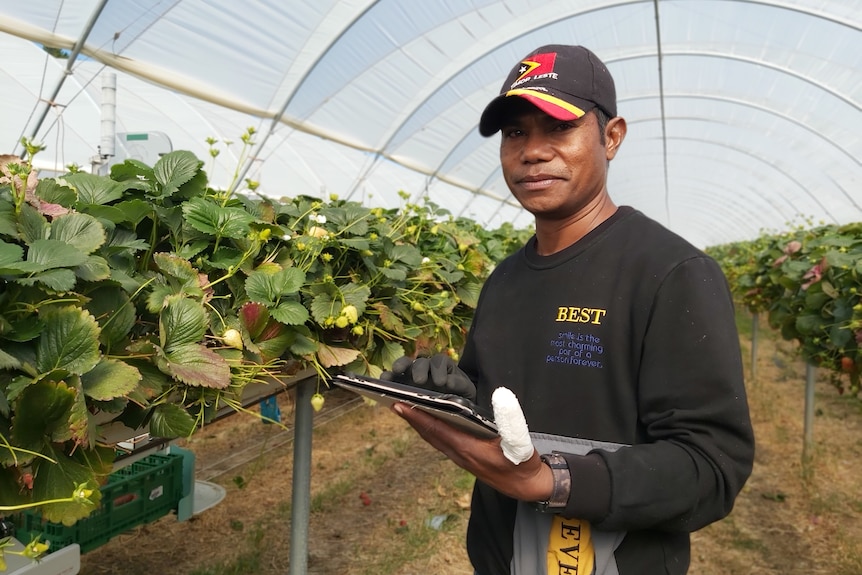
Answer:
536;451;571;512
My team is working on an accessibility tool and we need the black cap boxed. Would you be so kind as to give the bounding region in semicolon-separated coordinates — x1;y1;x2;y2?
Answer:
479;45;617;137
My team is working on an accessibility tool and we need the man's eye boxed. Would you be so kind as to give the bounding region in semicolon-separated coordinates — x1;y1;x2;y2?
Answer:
502;128;523;138
554;121;575;131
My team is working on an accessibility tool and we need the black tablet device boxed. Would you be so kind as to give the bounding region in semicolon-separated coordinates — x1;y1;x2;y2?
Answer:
332;373;498;439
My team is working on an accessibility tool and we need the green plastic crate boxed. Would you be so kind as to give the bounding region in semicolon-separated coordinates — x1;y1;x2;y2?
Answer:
16;452;184;554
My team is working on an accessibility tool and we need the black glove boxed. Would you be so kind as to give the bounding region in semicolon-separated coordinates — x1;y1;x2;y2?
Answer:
381;353;476;401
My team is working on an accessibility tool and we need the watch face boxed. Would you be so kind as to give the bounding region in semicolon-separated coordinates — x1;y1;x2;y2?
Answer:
535;500;564;512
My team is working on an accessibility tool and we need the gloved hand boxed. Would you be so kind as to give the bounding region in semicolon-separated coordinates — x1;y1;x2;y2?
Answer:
381;353;477;401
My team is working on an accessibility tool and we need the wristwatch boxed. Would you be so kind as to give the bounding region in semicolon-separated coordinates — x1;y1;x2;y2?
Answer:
535;452;571;513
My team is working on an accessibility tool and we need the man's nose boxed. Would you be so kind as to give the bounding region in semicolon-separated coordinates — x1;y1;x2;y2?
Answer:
520;133;553;163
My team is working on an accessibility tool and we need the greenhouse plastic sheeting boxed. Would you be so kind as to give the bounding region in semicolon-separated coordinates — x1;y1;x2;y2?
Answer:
1;0;860;248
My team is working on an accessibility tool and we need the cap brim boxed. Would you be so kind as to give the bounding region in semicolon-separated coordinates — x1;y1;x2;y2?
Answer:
479;90;594;137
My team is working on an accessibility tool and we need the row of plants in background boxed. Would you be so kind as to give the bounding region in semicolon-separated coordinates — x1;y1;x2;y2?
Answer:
707;220;862;396
0;139;533;528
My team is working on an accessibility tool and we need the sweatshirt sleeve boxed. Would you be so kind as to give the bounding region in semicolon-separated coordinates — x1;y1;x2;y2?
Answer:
565;256;755;532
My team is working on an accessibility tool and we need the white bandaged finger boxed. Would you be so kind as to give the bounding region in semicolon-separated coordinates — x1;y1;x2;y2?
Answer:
491;387;535;465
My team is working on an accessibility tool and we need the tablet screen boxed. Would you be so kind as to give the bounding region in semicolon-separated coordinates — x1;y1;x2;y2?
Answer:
332;373;498;439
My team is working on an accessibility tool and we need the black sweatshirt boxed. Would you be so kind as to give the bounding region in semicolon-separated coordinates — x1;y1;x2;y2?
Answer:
460;207;755;575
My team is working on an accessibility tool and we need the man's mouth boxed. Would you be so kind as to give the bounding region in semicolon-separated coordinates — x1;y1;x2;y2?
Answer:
518;174;560;190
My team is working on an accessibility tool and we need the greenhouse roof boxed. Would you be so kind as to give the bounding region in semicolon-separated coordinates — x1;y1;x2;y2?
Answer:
1;0;860;248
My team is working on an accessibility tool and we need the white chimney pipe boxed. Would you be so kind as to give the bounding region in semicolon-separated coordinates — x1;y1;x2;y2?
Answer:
100;72;116;159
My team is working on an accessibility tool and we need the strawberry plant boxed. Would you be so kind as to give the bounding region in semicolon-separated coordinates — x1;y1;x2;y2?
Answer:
0;138;532;528
709;221;862;396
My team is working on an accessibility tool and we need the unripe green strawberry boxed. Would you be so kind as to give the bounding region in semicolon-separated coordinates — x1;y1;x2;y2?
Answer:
311;393;325;412
222;328;243;349
342;304;359;324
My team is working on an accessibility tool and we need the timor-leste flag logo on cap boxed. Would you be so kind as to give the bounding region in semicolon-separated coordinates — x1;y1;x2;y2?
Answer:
516;52;557;82
479;44;618;137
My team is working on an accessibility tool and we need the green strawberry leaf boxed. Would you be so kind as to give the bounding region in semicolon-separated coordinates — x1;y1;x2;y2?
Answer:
289;330;319;356
81;359;142;401
125;361;172;405
11;380;77;451
109;159;155;190
10;239;88;273
389;243;422;266
33;447;104;526
62;172;125;205
68;379;93;448
3;316;43;343
74;255;112;282
35;178;77;207
5;374;35;402
113;198;153;225
338;236;371;250
0;347;20;369
154;150;201;196
0;198;18;236
208;246;244;270
35;307;101;376
153;252;200;285
246;267;306;304
0;240;24;266
148;402;196;438
15;268;77;291
255;328;293;362
17;203;49;244
147;281;178;313
160;296;207;350
310;293;337;324
379;267;407;281
379;340;406;370
0;466;28;507
85;287;136;347
339;282;371;310
162;343;230;388
270;300;309;326
104;227;150;254
80;204;127;224
182;197;255;239
50;213;106;254
456;281;483;308
338;203;371;236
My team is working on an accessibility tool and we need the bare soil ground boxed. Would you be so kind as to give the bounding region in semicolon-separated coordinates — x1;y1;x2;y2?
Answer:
77;324;862;574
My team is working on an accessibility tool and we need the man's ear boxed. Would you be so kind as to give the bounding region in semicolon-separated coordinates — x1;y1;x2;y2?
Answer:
605;117;627;160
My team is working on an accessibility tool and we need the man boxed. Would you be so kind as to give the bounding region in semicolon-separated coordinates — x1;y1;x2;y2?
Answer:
388;45;754;575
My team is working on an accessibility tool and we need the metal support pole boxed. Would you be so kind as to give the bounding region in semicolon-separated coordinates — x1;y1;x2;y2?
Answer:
750;312;758;383
289;377;315;575
803;363;815;461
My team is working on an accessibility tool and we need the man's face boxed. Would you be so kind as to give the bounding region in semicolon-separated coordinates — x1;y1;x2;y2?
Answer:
498;99;612;221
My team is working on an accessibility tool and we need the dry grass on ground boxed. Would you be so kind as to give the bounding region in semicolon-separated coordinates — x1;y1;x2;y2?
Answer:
78;319;862;574
689;319;862;575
